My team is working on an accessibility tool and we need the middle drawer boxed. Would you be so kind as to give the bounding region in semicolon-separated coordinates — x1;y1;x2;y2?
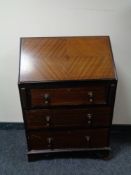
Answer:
25;107;112;129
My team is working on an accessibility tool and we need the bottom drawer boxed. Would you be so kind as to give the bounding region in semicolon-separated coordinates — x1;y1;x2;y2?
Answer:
28;129;109;150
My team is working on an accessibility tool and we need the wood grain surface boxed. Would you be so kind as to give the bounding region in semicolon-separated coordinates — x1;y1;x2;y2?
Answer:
19;36;116;82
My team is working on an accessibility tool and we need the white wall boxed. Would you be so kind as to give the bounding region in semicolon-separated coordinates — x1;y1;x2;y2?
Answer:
0;0;131;123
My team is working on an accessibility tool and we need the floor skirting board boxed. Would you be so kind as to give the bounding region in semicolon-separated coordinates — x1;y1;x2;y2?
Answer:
0;122;24;130
111;124;131;136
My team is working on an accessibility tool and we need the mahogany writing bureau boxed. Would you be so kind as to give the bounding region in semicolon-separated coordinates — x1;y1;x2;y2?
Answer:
18;36;117;160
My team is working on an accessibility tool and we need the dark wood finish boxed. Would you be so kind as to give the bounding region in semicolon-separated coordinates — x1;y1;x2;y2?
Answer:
20;88;27;108
18;36;117;160
25;107;112;129
28;129;109;150
30;85;108;107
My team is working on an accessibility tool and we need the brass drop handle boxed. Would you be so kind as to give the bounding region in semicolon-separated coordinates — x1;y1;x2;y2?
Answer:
43;93;50;104
88;120;91;124
88;91;93;97
88;91;94;103
85;136;90;143
45;115;51;122
89;98;93;102
45;116;51;127
47;137;53;147
86;113;92;125
87;113;92;119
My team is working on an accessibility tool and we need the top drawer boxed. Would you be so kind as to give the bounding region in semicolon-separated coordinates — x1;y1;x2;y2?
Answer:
22;84;109;108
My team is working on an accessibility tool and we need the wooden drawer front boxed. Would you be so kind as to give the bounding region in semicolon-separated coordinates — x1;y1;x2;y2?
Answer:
30;85;108;107
53;108;111;128
25;109;52;129
28;129;109;150
25;107;111;129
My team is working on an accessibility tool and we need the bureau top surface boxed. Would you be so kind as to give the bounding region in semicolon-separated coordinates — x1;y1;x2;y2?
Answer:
19;36;117;83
